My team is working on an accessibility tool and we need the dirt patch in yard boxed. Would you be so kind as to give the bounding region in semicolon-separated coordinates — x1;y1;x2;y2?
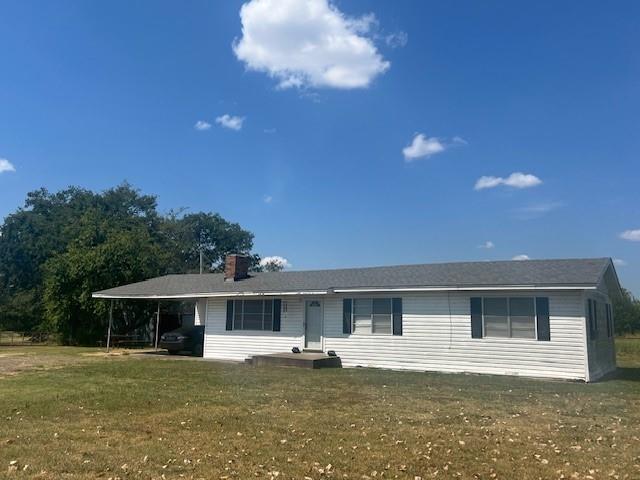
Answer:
0;347;210;377
0;347;96;377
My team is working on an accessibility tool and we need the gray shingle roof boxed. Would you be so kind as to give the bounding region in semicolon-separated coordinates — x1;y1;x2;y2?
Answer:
93;258;612;299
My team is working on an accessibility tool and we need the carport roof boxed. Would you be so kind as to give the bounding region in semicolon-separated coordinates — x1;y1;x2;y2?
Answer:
92;257;616;299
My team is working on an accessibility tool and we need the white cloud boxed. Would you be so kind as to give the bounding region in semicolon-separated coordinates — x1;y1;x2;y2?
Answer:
613;258;627;267
474;176;502;190
478;241;495;249
402;134;467;162
512;254;531;261
215;114;244;131
259;255;292;270
403;134;445;161
263;195;273;204
385;31;408;48
474;172;542;191
513;201;564;220
620;229;640;242
516;202;562;214
0;158;16;174
233;0;390;89
194;120;212;131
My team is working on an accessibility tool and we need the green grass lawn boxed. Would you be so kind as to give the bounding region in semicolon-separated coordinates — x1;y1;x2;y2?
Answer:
1;343;639;479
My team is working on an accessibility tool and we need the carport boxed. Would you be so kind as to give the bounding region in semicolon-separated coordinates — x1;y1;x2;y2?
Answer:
92;262;253;353
92;294;196;352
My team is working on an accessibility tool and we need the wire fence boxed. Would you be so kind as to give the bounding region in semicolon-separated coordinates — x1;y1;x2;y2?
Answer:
0;331;154;348
99;334;152;349
0;331;60;346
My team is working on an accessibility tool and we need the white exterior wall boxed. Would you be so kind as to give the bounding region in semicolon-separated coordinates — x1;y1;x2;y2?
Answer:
194;299;206;326
203;297;305;361
584;287;617;381
202;290;591;381
324;291;587;380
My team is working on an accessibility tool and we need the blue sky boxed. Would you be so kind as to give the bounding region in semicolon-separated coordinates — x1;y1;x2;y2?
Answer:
1;0;639;293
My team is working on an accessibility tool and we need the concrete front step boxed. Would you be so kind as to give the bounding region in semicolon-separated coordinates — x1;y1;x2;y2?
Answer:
246;352;342;369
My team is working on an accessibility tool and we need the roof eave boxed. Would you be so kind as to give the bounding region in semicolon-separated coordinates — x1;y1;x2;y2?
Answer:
91;290;330;300
92;284;597;300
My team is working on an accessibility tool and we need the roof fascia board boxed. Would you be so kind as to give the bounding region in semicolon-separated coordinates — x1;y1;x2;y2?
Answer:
92;290;330;300
333;285;594;293
93;284;595;300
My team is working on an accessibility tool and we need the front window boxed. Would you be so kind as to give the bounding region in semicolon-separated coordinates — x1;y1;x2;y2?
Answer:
352;298;392;335
483;297;535;339
233;299;273;331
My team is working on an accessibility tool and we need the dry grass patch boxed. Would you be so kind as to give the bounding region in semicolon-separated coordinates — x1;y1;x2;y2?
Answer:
0;346;100;376
0;343;639;479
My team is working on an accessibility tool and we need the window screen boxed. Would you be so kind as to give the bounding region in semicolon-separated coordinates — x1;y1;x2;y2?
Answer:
232;300;275;331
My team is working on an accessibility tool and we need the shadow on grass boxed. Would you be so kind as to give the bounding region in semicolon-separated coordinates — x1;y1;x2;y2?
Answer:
597;366;640;382
614;367;640;382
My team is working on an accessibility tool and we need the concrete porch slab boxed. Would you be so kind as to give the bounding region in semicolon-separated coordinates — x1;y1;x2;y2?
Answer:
246;352;342;369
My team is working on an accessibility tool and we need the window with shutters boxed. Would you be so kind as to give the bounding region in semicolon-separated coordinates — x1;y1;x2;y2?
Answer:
351;298;393;335
483;297;536;339
231;299;274;330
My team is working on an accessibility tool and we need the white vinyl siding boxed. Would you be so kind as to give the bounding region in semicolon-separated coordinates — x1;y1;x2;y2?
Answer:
323;291;588;381
202;297;303;361
202;290;592;381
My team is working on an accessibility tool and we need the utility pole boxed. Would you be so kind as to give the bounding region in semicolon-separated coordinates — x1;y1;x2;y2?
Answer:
199;245;204;274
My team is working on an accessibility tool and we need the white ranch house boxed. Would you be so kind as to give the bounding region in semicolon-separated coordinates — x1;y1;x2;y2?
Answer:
93;256;621;382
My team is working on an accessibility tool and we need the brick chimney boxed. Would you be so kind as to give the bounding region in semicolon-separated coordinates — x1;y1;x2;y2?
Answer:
224;254;250;282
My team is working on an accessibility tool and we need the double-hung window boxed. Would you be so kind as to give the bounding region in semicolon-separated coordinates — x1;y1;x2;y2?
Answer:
352;298;393;335
483;297;536;339
232;299;274;331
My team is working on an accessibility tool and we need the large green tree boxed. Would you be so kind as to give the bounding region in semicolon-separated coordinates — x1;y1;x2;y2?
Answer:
613;288;640;335
162;211;255;273
0;183;258;344
0;186;101;330
43;225;166;344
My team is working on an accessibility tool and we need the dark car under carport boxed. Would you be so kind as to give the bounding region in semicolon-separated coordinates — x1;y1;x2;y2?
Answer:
159;325;204;356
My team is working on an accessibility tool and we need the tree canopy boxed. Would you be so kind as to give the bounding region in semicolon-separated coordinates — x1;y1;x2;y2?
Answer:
613;288;640;335
0;183;259;344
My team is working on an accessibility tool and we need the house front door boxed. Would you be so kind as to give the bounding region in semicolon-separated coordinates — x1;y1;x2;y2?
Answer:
305;300;322;350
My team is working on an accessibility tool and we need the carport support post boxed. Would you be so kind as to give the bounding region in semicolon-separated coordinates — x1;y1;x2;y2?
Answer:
154;301;161;350
106;300;114;353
